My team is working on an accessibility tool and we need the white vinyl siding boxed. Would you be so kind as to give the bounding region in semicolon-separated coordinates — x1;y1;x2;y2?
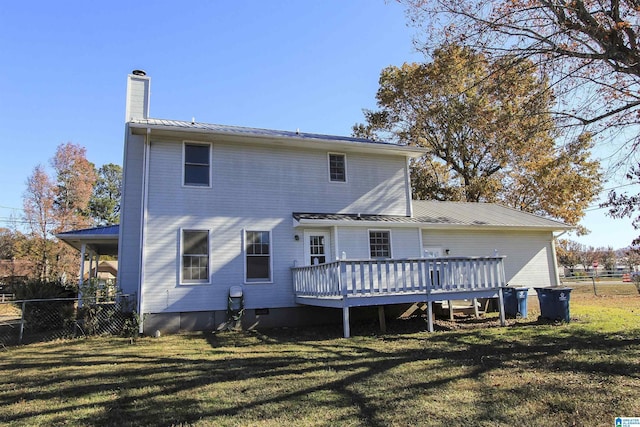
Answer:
421;229;558;287
332;227;420;261
133;138;414;313
117;132;145;297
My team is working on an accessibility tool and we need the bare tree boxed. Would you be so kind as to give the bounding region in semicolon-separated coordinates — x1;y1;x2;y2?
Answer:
23;165;56;280
401;0;640;140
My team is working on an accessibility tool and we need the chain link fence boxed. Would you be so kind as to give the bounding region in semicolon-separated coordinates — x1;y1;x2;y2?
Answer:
0;294;138;347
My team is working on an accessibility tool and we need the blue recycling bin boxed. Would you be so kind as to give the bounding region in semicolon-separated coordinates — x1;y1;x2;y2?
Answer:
502;287;529;318
535;287;572;322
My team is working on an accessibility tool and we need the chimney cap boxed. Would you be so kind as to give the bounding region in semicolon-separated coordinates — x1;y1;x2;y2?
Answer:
132;69;147;76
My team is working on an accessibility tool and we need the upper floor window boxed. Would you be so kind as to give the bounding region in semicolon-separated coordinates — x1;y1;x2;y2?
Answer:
369;230;391;259
328;153;346;182
182;230;209;283
184;143;211;186
245;230;272;283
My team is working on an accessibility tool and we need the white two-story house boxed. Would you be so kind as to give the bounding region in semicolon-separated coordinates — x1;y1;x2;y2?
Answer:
60;71;571;337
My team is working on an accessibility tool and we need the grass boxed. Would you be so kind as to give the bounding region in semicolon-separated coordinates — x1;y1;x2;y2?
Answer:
1;285;639;426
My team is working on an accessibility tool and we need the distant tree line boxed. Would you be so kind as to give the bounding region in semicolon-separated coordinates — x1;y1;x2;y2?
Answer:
556;239;640;275
0;142;121;284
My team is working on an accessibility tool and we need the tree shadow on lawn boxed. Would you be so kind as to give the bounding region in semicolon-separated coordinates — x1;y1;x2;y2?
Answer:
2;321;638;426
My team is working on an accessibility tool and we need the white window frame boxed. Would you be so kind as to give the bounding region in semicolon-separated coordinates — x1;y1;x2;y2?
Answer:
182;141;212;187
368;229;392;259
328;152;347;183
243;229;273;284
180;229;211;285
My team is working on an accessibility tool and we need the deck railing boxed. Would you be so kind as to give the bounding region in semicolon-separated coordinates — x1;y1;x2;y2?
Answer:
292;256;507;298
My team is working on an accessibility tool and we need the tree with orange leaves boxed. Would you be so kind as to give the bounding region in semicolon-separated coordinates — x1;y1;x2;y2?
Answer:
23;143;97;281
353;44;601;225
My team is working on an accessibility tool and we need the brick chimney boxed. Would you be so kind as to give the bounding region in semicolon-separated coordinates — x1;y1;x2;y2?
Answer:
125;70;150;122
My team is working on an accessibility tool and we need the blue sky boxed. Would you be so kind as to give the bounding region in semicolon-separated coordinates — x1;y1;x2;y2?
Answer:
0;0;636;249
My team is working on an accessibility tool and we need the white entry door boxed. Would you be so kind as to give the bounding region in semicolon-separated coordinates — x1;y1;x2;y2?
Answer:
304;231;331;266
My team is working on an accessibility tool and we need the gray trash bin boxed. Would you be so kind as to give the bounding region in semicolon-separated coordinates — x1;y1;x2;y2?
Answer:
502;287;529;318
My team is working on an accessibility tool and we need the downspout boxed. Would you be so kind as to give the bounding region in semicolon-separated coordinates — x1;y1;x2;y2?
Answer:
550;230;568;287
405;157;413;217
137;127;151;333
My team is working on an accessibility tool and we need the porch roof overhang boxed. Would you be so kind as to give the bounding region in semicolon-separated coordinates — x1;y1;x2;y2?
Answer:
293;201;573;232
128;119;427;158
56;225;119;256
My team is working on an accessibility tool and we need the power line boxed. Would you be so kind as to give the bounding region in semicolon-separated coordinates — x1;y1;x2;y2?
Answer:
0;205;23;211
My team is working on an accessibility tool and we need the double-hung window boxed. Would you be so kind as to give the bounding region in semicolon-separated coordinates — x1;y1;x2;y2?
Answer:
328;153;346;182
182;230;209;283
184;143;211;186
245;230;272;282
369;230;391;259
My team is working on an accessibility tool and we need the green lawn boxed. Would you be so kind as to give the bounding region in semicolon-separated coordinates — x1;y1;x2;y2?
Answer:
1;288;639;427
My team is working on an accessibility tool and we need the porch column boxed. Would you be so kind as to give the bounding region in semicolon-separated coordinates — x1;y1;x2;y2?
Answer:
95;254;100;278
78;243;86;288
427;300;434;332
88;252;94;281
78;243;86;307
342;306;350;338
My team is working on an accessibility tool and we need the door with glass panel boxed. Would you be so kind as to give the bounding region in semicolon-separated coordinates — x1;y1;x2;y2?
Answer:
304;231;331;266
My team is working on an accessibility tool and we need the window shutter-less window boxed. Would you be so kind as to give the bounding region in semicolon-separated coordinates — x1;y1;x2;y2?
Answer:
184;144;210;186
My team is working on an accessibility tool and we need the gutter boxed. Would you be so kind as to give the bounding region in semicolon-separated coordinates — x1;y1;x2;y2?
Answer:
128;122;426;158
293;217;572;232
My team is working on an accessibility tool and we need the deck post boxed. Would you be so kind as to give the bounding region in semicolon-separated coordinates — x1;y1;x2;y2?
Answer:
497;287;506;326
427;300;434;332
378;305;386;333
473;298;480;318
342;306;350;338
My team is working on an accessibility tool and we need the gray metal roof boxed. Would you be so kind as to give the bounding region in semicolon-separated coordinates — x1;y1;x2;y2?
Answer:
57;225;119;237
295;201;571;230
129;118;426;156
56;225;119;255
411;201;571;229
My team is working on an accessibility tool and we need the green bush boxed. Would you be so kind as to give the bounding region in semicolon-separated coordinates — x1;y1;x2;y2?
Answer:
12;279;77;332
12;279;76;300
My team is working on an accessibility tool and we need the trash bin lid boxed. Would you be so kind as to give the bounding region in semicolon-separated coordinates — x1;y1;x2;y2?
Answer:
229;286;243;298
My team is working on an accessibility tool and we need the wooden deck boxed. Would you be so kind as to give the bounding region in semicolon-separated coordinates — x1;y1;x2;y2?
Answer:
292;256;507;337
